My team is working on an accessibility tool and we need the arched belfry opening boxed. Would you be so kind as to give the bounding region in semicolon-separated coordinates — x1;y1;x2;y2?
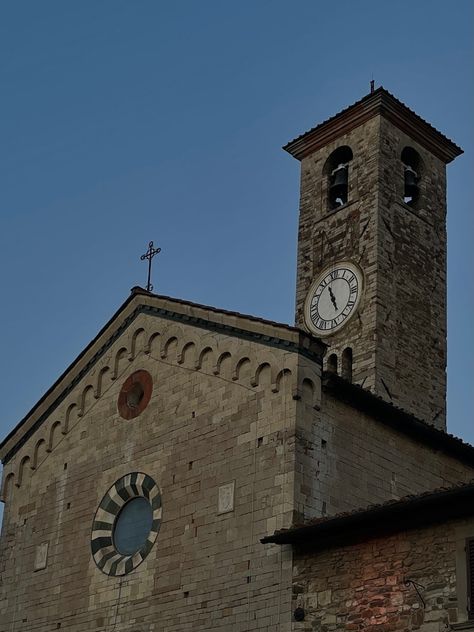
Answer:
401;146;422;207
324;146;353;210
327;353;338;374
341;348;353;382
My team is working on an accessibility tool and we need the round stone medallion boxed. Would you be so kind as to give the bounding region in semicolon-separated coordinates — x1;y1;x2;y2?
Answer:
117;370;153;420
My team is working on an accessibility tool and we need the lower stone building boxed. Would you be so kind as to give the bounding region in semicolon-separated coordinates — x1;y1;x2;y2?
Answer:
263;482;474;631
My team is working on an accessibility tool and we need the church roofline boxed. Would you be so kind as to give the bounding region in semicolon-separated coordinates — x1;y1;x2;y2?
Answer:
284;87;463;163
0;287;326;465
261;479;474;547
322;372;474;467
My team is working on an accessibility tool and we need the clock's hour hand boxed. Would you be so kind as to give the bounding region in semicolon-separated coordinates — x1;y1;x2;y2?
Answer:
328;286;338;311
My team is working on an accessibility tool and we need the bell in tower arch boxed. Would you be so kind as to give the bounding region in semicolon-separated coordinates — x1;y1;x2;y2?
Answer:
324;145;353;211
401;146;422;206
329;163;349;208
403;164;419;203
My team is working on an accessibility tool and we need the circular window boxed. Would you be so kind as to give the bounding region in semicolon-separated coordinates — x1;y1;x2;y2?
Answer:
91;473;162;576
114;497;153;555
118;370;153;420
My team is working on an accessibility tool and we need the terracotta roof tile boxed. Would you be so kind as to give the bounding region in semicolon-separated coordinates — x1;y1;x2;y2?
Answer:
262;479;474;546
284;86;462;162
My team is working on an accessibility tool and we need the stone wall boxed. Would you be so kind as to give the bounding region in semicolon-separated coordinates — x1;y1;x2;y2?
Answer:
291;517;474;631
293;390;474;521
1;298;472;631
294;117;380;396
293;111;449;428
0;311;304;632
376;117;448;427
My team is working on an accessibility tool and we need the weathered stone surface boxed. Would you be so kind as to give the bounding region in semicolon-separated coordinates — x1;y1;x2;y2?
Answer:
0;305;305;631
294;113;449;427
292;517;474;631
0;92;470;632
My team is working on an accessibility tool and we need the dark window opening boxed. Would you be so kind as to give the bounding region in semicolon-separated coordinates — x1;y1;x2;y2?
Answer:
342;347;353;382
327;354;338;374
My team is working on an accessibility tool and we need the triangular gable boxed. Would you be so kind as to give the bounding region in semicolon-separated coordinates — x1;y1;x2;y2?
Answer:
0;287;325;465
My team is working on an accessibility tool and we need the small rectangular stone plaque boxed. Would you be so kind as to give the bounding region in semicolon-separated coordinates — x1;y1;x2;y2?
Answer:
34;542;49;571
218;481;235;514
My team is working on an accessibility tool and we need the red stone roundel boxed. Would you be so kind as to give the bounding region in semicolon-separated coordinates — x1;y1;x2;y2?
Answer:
118;370;153;420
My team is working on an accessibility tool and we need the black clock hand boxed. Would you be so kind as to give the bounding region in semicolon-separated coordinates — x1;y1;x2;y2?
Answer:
328;286;338;311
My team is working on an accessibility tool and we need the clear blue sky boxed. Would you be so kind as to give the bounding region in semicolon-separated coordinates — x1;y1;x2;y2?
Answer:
0;0;473;485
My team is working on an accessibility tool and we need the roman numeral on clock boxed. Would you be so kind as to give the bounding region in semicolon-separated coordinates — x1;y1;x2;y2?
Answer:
304;263;362;336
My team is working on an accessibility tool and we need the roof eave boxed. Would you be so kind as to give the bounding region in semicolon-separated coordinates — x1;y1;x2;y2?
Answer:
262;482;474;547
284;88;463;164
322;372;474;466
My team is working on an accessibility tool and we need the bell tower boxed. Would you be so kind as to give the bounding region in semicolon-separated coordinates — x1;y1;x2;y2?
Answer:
286;87;462;428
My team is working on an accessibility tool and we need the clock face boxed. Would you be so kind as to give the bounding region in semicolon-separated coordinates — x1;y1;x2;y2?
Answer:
304;262;363;336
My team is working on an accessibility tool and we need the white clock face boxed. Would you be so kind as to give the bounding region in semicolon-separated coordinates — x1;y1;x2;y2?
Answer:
304;262;363;336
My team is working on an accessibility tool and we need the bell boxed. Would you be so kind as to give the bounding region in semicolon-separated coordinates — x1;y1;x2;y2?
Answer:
330;163;348;204
404;165;419;199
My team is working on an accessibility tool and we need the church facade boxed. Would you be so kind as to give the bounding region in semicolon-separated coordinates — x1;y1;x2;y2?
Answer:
1;88;473;631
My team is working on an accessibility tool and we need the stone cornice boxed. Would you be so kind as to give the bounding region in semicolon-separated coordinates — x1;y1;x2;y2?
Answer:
284;87;463;164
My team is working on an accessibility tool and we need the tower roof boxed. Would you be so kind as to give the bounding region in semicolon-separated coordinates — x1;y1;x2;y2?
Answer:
284;87;463;163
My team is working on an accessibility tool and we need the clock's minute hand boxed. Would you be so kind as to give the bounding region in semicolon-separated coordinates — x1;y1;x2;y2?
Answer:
328;286;338;311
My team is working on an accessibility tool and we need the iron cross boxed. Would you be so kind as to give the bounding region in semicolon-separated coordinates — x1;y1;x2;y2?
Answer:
140;241;161;292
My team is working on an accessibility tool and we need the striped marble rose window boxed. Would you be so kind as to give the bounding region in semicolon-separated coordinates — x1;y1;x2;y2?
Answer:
91;473;162;576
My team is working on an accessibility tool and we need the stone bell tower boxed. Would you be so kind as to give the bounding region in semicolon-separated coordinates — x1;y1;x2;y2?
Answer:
286;87;462;428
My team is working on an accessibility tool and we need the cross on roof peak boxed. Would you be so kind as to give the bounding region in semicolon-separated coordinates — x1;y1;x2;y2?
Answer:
140;241;161;292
